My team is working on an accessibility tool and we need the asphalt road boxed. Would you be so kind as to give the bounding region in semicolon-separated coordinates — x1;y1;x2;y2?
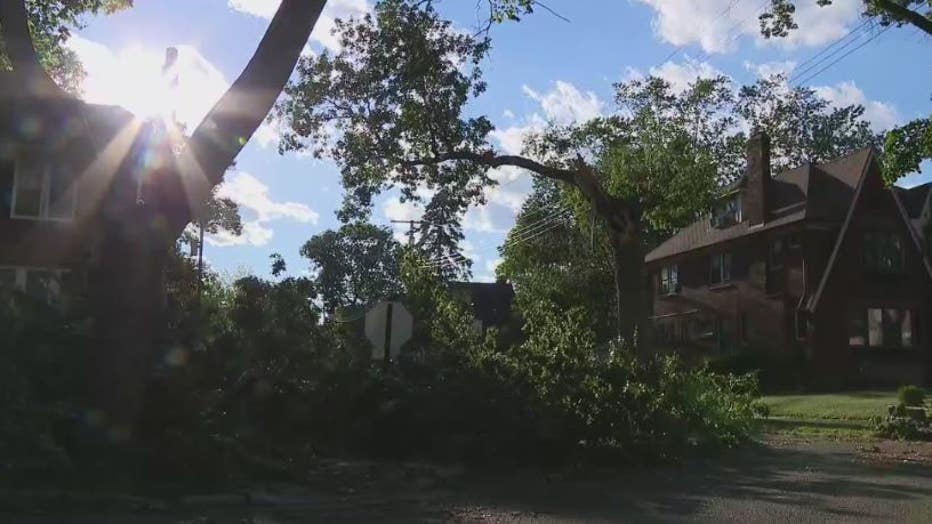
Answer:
4;438;932;523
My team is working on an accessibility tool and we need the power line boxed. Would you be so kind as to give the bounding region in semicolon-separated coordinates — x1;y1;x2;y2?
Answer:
792;25;892;87
788;21;878;84
791;18;872;74
508;207;570;238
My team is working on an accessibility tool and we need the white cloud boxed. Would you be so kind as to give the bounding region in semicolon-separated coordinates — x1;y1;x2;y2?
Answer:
228;0;371;51
211;172;319;246
636;0;861;53
814;81;900;132
68;37;230;128
503;109;515;119
744;60;797;79
521;81;604;125
624;57;725;93
649;57;725;93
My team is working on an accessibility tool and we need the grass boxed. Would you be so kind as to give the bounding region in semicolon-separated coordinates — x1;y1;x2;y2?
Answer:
759;390;901;441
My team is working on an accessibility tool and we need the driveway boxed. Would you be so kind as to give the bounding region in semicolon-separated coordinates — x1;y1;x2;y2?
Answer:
3;438;932;523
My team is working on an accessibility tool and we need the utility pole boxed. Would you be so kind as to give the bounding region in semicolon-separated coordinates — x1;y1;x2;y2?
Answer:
390;219;424;247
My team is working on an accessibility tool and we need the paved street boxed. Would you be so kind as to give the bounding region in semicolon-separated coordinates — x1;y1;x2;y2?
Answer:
4;438;932;523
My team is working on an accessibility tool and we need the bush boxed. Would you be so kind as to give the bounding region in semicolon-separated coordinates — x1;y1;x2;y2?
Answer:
898;385;926;407
872;403;932;441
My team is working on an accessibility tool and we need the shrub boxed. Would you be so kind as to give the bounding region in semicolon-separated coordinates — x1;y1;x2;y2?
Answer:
872;403;932;441
898;385;926;407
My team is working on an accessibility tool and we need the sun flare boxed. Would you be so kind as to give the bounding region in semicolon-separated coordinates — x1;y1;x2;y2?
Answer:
68;38;230;128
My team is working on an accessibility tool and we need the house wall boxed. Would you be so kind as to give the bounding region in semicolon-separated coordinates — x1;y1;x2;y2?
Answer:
811;170;932;387
649;223;808;359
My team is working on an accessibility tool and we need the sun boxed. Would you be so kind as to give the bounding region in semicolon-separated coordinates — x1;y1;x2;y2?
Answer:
70;39;230;128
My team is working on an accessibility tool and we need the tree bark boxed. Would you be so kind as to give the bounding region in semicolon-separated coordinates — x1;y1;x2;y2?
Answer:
610;223;648;353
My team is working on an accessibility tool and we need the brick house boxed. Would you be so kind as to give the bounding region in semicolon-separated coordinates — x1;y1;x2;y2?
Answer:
646;133;932;386
0;74;137;300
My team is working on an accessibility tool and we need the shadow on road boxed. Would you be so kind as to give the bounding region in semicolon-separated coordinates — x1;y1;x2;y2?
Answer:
447;439;932;522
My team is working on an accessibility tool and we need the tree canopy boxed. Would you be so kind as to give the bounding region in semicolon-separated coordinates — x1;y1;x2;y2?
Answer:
301;222;403;315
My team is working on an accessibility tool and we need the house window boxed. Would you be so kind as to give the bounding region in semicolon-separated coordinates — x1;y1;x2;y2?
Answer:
863;232;904;273
787;234;802;250
850;307;916;349
0;268;15;290
659;264;679;295
848;308;866;346
769;238;785;270
0;267;67;302
709;252;732;285
711;195;742;228
795;310;806;340
11;154;76;221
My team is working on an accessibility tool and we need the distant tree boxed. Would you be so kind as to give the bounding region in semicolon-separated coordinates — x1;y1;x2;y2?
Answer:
301;223;403;315
735;74;878;172
497;179;617;341
181;187;243;296
760;1;932;38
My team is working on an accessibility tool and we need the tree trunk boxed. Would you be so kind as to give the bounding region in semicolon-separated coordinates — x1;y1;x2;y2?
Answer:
609;225;648;353
87;210;169;441
197;220;205;300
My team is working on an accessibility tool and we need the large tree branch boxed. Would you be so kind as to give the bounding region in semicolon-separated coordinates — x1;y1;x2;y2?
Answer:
403;150;577;184
873;0;932;36
177;0;326;231
0;0;68;98
403;150;638;233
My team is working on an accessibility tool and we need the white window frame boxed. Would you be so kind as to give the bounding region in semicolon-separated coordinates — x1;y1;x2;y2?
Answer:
710;252;732;285
659;264;679;295
10;152;77;222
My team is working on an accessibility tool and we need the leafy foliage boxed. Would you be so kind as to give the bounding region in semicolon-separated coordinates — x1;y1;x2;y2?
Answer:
882;116;932;184
301;223;403;314
760;1;932;39
898;384;926;406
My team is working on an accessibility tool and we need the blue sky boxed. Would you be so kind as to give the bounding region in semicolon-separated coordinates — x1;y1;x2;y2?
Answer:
70;0;931;281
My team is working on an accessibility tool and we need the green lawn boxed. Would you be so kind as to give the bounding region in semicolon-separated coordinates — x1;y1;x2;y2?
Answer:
760;390;902;441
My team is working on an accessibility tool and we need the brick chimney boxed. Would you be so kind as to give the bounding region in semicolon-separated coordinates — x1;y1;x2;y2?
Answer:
742;131;771;226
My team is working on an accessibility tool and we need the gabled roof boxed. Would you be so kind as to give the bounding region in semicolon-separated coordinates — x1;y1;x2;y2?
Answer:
646;148;874;263
806;152;932;311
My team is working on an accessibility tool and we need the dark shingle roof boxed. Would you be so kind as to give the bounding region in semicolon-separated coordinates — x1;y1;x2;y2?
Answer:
451;281;515;327
646;148;874;263
895;182;931;218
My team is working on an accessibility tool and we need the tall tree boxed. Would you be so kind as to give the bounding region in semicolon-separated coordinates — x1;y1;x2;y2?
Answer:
181;187;243;297
301;223;403;315
1;0;328;435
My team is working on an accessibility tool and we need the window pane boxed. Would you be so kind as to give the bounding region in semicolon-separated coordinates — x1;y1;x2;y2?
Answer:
722;253;732;282
868;308;883;347
0;268;15;290
864;232;905;273
902;309;913;348
670;265;678;290
13;156;43;217
848;309;866;346
883;309;903;348
25;270;53;301
710;254;721;284
46;162;75;219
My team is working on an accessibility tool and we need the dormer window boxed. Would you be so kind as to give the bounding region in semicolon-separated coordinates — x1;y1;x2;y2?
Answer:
711;194;742;228
11;153;76;221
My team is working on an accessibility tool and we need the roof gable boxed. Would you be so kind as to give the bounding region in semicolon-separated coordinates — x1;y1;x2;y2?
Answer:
646;148;873;263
